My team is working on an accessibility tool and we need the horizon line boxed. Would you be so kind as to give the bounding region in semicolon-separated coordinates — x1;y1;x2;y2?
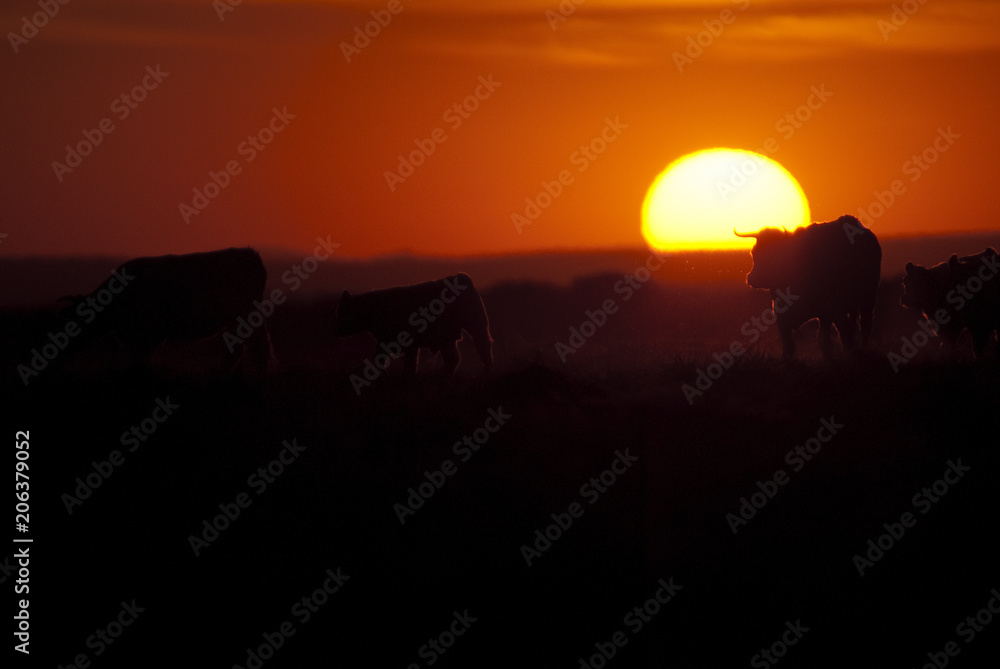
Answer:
0;229;997;262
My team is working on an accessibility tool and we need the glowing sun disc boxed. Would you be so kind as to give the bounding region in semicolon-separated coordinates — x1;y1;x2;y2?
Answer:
641;148;810;252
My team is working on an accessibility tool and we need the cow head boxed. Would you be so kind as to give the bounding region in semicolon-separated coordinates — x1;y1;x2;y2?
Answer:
735;227;794;289
900;258;954;311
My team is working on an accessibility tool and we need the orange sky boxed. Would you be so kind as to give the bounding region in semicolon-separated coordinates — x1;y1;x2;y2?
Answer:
2;0;999;258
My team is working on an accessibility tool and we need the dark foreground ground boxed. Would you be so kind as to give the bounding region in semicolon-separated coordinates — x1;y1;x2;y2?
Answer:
4;277;1000;668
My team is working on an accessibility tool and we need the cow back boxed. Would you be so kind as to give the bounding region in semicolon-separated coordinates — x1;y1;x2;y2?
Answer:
340;273;490;349
100;247;266;343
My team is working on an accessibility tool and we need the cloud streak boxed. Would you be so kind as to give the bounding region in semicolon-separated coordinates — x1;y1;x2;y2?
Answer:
6;0;997;61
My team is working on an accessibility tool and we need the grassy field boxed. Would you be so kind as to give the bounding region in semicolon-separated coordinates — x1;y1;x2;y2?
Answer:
7;275;1000;667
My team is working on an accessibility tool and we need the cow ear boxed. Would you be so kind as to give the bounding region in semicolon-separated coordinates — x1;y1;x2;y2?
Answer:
986;247;998;257
949;254;959;268
905;262;914;273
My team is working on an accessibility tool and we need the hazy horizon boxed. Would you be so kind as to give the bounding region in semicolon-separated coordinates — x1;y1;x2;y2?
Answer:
2;226;996;259
1;229;996;308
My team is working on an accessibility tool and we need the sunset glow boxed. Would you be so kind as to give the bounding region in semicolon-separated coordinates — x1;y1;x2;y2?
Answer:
1;0;998;258
6;4;1000;666
641;149;810;252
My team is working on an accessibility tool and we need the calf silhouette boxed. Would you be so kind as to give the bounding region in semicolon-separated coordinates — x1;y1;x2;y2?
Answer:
336;273;493;375
901;247;1000;357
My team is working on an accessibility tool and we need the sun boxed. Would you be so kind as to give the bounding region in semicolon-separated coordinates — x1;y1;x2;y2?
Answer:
641;148;810;252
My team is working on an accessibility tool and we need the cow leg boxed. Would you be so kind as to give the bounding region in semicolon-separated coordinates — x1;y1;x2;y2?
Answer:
859;308;874;350
817;319;834;360
473;333;493;374
403;348;420;375
970;327;990;359
939;327;959;359
441;340;461;376
221;331;250;375
837;314;858;353
778;323;795;358
243;325;277;375
941;337;955;360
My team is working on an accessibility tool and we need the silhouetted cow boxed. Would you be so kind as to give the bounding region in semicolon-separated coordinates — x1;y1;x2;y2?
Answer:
60;247;275;372
736;215;882;358
336;273;493;376
901;247;1000;357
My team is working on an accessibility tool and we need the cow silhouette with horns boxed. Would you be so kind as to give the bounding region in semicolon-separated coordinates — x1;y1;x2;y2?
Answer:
735;215;882;359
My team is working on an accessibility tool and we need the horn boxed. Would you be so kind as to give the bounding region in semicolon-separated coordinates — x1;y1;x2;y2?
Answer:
733;228;757;238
